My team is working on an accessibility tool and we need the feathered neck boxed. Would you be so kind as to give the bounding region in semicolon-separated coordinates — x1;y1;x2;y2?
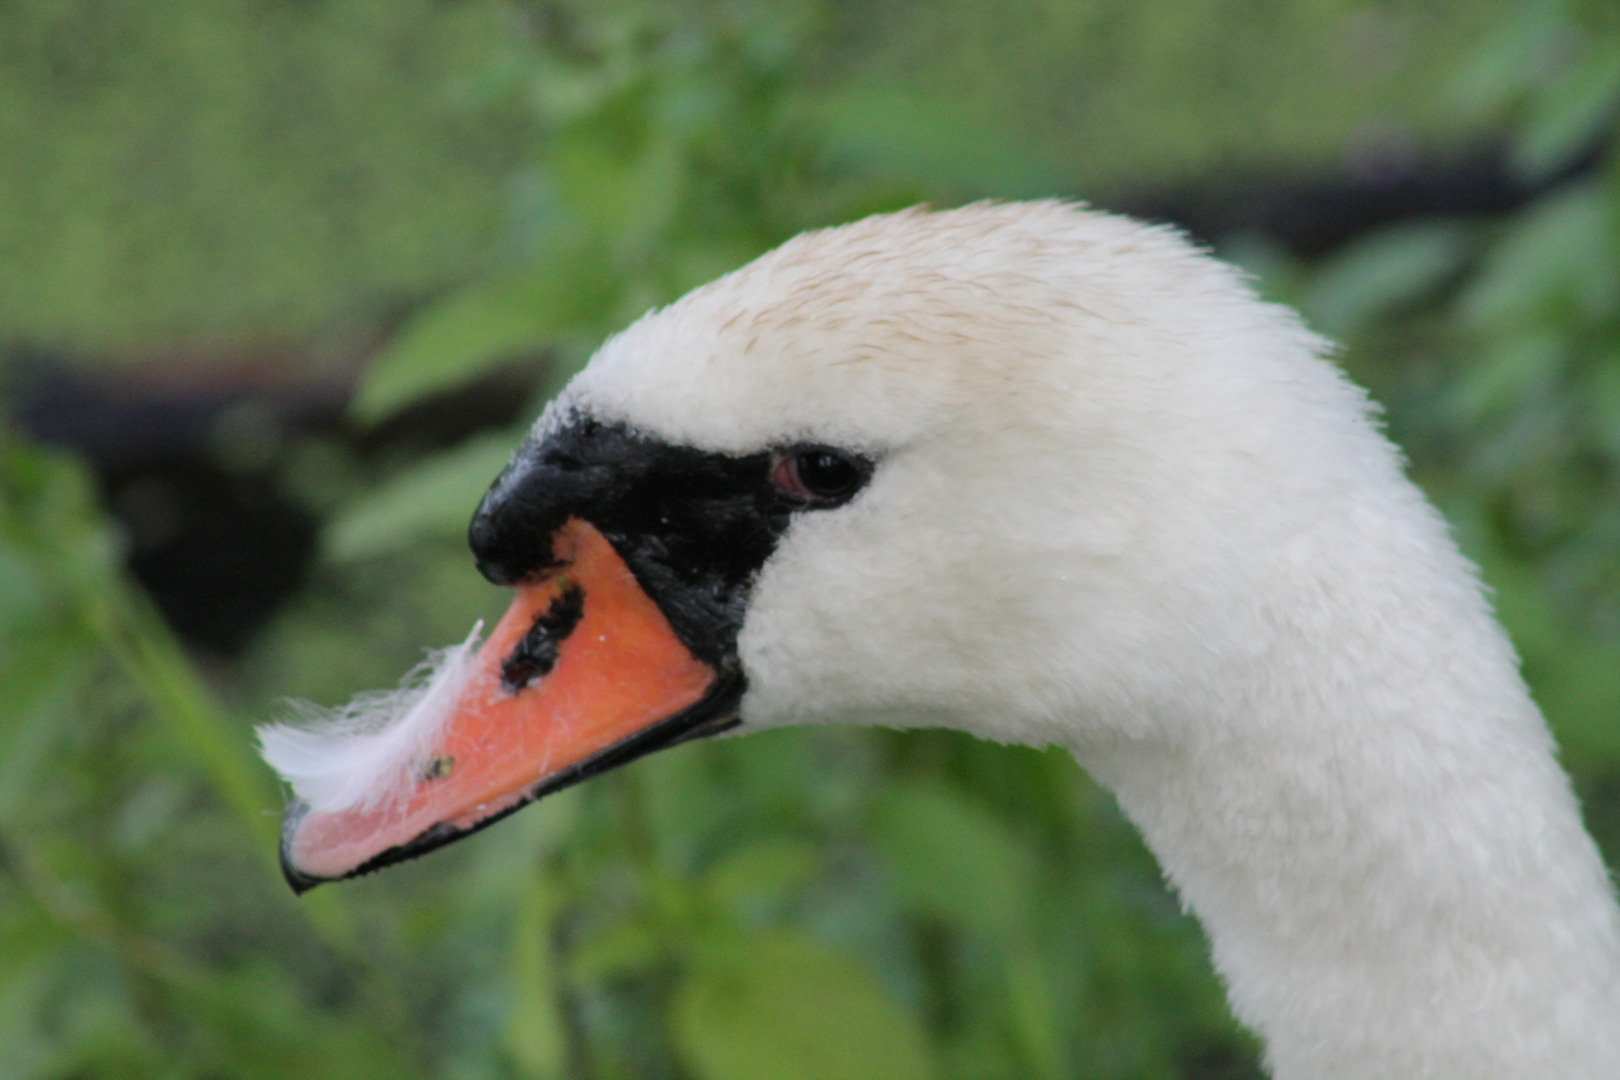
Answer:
1069;508;1620;1079
522;199;1620;1076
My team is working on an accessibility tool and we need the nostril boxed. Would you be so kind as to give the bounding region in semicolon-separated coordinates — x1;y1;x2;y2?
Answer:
542;450;584;471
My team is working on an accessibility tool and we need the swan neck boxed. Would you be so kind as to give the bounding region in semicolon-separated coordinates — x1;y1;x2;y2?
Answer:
1075;635;1620;1079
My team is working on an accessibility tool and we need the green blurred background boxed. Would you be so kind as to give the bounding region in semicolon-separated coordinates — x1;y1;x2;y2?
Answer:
2;1;1618;1077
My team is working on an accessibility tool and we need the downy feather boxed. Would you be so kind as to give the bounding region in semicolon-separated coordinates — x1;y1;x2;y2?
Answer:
257;623;482;813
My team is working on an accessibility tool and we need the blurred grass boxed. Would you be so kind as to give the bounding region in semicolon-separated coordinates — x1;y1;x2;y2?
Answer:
823;0;1514;196
0;0;532;352
3;1;1620;1079
0;0;1508;354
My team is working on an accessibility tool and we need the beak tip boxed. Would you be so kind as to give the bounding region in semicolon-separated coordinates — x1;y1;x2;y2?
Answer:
278;799;326;896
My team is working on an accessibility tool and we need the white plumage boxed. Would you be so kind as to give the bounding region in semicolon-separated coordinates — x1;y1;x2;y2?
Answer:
259;622;483;814
549;202;1620;1078
261;201;1620;1076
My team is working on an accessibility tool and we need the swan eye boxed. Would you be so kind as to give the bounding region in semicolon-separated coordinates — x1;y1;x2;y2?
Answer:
771;447;868;506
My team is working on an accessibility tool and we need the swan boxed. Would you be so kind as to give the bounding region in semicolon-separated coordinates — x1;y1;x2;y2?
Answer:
260;201;1620;1078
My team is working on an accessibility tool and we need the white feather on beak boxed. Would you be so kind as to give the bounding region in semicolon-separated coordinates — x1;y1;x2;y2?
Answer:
258;623;483;814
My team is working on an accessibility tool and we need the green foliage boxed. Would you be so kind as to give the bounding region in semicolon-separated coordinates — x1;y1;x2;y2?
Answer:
325;434;519;562
834;0;1516;194
1304;219;1476;337
0;0;530;351
1;410;1256;1078
354;0;898;428
673;933;935;1080
350;263;609;425
0;436;418;1079
1287;0;1620;855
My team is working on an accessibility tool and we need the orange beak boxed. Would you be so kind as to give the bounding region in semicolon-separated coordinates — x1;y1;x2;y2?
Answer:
279;519;734;890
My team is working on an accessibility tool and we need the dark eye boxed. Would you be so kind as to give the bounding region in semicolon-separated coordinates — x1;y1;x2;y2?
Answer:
770;447;869;506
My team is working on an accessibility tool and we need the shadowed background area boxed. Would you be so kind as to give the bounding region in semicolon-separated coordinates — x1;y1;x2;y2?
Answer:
2;2;1618;1078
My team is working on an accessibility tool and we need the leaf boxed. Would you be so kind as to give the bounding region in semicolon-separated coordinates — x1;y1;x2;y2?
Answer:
570;919;665;983
673;933;934;1080
1446;6;1570;121
0;440;116;585
353;282;549;424
324;434;519;563
0;909;75;1080
549;106;686;242
0;623;94;822
1514;37;1620;182
702;840;820;914
871;781;1025;940
0;543;52;631
1005;940;1063;1080
1459;182;1616;327
352;245;613;425
1305;221;1474;337
1443;330;1564;425
505;876;569;1080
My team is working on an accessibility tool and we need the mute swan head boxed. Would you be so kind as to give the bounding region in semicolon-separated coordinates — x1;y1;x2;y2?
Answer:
563;202;1406;748
261;202;1620;1079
